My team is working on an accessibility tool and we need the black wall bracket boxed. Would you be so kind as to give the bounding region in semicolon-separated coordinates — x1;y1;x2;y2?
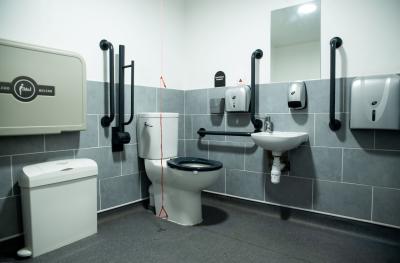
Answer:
329;37;342;131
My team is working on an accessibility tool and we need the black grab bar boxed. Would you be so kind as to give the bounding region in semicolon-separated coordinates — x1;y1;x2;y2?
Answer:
198;49;263;138
329;37;342;131
100;39;115;127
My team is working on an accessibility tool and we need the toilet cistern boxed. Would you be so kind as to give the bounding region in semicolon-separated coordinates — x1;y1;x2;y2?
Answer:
251;117;308;184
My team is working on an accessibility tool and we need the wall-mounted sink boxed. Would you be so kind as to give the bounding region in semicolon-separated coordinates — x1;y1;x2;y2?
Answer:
251;131;308;184
251;131;308;154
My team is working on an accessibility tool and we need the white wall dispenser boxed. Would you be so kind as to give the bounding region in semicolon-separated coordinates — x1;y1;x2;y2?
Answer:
287;81;306;109
350;74;400;130
0;39;86;136
225;85;251;112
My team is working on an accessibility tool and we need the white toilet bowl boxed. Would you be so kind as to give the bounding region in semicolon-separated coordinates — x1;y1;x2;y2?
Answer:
137;112;223;226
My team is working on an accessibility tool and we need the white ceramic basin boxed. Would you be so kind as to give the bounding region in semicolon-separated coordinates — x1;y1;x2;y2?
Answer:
251;131;308;153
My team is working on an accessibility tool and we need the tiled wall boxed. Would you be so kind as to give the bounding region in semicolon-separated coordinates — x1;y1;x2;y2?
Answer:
184;78;400;229
0;81;185;241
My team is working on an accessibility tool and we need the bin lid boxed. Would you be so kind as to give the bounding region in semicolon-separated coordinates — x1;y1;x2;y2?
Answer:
19;159;98;188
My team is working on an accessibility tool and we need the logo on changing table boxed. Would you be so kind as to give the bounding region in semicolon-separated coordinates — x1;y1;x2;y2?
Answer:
0;76;55;102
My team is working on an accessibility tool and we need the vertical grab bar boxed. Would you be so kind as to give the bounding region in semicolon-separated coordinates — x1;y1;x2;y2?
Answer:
100;39;115;127
123;60;134;125
329;37;342;131
251;49;263;132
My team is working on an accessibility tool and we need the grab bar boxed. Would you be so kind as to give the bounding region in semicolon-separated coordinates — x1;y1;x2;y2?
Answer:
251;49;263;132
99;39;115;127
197;128;252;137
329;37;342;131
123;60;134;125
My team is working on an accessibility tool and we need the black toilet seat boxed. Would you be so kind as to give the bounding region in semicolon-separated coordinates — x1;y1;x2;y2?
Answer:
167;157;223;172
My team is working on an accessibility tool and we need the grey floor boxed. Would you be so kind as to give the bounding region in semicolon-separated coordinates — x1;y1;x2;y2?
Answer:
1;195;400;263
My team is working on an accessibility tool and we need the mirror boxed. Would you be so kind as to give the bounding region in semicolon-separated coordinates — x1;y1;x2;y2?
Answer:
270;1;321;82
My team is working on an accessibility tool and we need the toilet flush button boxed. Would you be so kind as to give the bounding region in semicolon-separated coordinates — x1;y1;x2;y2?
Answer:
193;171;198;175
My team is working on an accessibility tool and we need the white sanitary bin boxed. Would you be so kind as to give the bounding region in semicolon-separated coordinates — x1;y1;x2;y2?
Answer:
18;159;98;257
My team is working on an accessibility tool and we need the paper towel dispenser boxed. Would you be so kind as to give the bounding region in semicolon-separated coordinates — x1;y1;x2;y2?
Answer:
350;74;400;130
225;85;251;112
0;39;86;136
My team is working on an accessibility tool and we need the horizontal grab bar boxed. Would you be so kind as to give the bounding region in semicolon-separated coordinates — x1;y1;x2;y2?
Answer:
197;128;255;137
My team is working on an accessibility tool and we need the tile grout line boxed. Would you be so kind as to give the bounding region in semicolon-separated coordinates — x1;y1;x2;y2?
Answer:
313;113;316;146
341;148;344;182
97;115;100;147
370;187;374;221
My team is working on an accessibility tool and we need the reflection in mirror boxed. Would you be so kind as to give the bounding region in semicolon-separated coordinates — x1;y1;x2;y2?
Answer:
270;1;320;82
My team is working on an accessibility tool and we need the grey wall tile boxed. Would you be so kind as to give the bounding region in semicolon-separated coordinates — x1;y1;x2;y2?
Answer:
244;143;269;173
375;130;400;150
265;175;312;209
178;140;185;157
313;181;372;220
258;83;289;113
185;140;208;159
372;187;400;226
315;113;374;148
45;115;99;151
207;87;227;114
12;151;74;194
185;89;207;114
100;173;141;210
269;113;314;146
0;196;22;239
134;86;157;113
157;88;184;114
343;149;400;188
87;81;109;114
206;168;225;193
0;135;44;156
289;146;342;181
226;113;253;143
75;147;121;179
121;144;139;176
209;141;244;170
178;115;184;139
0;157;12;198
192;114;225;141
185;115;192;139
227;170;265;201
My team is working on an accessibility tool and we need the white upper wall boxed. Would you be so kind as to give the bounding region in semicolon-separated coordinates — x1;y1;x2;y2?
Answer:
1;0;399;90
183;0;400;90
0;0;185;89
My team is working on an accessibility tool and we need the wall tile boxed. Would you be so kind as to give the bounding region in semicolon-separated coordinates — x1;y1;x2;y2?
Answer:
372;187;400;226
121;144;139;176
258;83;289;113
375;130;400;150
134;86;157;113
100;173;141;210
75;147;121;179
244;143;269;173
0;157;12;198
178;115;184;139
315;113;374;148
343;149;400;188
0;196;22;239
313;181;372;220
87;81;109;115
0;135;44;156
227;170;264;201
12;151;74;194
185;89;207;114
185;140;208;159
185;115;192;139
45;115;98;151
207;87;226;114
206;168;225;193
178;140;185;157
265;175;312;209
289;146;342;181
269;113;314;146
191;114;225;141
157;88;184;114
226;113;254;143
209;141;244;170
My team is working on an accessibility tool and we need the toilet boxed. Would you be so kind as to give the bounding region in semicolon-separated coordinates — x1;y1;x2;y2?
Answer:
137;112;223;226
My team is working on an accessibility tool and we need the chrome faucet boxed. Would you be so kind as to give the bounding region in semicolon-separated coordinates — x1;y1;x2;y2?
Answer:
264;116;273;133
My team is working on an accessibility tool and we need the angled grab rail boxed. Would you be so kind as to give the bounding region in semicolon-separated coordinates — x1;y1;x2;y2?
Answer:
100;39;115;127
329;37;342;131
